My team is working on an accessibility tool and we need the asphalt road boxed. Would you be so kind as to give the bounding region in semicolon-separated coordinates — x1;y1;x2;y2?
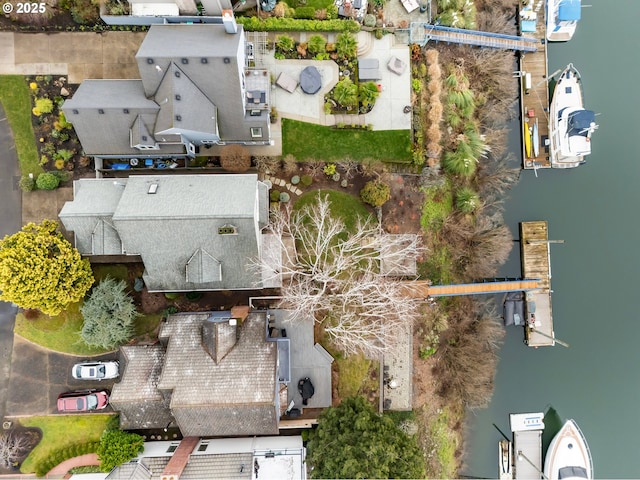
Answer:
0;103;22;422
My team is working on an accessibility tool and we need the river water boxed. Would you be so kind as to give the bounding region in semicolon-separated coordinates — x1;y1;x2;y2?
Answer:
463;1;640;478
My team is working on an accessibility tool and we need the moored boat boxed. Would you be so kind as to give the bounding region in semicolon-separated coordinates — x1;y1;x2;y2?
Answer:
544;419;593;480
499;439;513;480
532;118;540;158
524;119;532;159
546;0;581;42
549;64;598;168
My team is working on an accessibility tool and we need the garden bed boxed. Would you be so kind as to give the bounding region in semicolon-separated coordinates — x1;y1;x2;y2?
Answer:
26;75;94;180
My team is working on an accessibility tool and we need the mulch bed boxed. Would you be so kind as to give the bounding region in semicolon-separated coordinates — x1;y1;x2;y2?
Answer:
0;426;42;474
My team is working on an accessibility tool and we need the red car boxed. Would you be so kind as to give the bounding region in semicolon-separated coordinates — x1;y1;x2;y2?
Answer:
57;390;109;413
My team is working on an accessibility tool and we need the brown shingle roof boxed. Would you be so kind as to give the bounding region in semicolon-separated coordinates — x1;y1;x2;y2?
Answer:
158;312;278;437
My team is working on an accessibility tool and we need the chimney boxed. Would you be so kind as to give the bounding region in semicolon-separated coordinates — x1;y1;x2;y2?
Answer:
161;437;200;480
222;10;237;34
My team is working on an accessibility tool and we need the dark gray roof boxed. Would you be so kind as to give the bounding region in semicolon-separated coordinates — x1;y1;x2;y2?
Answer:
153;62;218;138
136;24;268;143
61;80;186;157
158;312;278;437
110;345;175;430
59;174;272;291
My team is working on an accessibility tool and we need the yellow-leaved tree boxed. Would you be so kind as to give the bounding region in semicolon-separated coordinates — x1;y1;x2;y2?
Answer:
0;220;94;316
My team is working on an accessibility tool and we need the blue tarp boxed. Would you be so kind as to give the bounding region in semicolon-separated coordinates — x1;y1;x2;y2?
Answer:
559;0;581;21
568;110;596;137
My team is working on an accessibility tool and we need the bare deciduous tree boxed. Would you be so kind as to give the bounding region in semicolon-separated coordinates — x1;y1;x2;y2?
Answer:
0;431;31;469
251;194;425;357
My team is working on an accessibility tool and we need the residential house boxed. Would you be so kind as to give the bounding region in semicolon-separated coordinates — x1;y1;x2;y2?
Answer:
103;436;307;480
58;174;279;292
110;311;289;436
62;20;270;165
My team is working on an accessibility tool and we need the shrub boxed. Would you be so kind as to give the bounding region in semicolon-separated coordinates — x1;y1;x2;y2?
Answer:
360;180;391;207
336;32;357;59
35;442;100;478
294;6;315;18
34;97;53;115
35;172;60;190
97;430;144;472
220;144;251;172
19;175;36;192
323;163;337;176
270;189;281;202
333;77;358;108
273;1;287;17
54;149;75;163
455;187;480;213
301;174;313;187
70;0;100;24
359;81;380;107
363;14;376;27
374;28;384;39
276;34;295;52
236;16;359;33
411;78;422;93
308;34;327;55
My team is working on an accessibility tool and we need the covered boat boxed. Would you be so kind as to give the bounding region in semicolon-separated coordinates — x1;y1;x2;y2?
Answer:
549;64;598;168
547;0;581;42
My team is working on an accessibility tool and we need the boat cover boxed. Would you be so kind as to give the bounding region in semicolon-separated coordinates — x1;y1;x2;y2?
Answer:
568;110;596;137
558;466;588;479
559;0;581;21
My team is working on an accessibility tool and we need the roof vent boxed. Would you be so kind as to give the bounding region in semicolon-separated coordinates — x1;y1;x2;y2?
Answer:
148;183;158;194
175;71;181;78
123;108;129;114
223;57;231;64
142;135;148;141
147;58;154;64
181;58;188;65
201;58;208;64
175;94;181;101
72;109;79;114
175;115;182;122
98;109;104;114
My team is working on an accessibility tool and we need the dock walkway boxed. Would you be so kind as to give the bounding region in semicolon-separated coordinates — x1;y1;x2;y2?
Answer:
409;24;539;51
520;221;555;347
519;0;552;169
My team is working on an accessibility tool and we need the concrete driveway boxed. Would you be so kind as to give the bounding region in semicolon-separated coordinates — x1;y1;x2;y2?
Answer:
5;336;120;417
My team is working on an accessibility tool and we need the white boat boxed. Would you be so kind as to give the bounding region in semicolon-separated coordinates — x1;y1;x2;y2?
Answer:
499;439;513;480
544;419;593;480
549;64;598;168
546;0;581;42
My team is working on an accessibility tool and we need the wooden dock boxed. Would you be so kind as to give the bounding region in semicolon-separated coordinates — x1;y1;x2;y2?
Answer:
520;221;554;347
519;0;551;170
401;279;539;298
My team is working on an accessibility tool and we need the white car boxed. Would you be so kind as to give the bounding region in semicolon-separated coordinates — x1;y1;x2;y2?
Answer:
72;361;119;380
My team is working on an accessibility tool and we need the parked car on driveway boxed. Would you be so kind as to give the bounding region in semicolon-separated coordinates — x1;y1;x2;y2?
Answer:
57;390;109;413
72;361;119;380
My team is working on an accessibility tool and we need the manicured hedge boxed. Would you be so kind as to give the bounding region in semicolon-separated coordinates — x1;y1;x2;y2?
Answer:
237;16;360;32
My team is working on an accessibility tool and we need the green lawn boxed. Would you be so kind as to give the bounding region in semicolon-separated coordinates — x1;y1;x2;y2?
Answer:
14;302;108;355
15;302;163;355
282;119;412;163
20;414;114;474
0;76;42;175
294;189;372;233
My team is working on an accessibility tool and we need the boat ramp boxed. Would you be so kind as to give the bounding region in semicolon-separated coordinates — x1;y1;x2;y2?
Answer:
520;221;555;347
518;0;552;170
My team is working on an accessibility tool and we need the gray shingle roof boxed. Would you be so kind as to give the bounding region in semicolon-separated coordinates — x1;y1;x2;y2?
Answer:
59;174;273;291
109;345;175;430
158;312;278;436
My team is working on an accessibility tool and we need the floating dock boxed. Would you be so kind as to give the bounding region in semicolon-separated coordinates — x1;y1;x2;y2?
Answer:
519;0;551;170
520;221;554;347
508;412;545;480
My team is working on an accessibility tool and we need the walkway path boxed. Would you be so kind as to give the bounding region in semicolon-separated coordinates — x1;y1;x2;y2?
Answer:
46;453;99;477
